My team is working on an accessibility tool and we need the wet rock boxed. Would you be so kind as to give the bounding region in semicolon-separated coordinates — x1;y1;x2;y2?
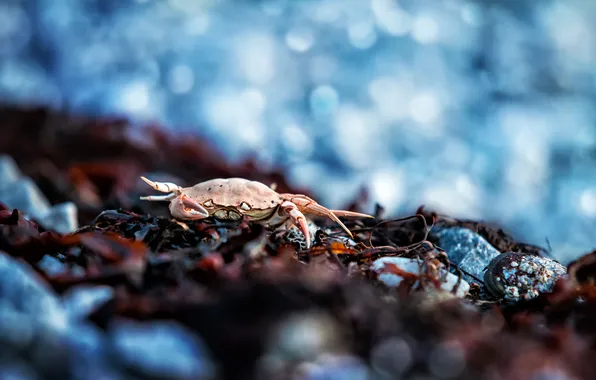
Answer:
371;257;470;298
61;285;114;321
109;320;216;380
370;337;413;379
39;202;79;234
0;251;67;333
38;255;67;277
0;155;79;233
433;227;502;284
277;220;321;250
0;251;68;373
0;177;52;220
483;252;567;301
0;155;22;184
63;322;120;380
265;312;346;362
296;355;370;380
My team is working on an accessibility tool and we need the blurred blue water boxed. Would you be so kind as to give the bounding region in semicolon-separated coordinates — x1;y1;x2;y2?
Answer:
1;0;596;262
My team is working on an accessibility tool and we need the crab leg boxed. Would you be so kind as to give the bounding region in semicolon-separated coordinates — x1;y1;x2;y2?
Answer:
140;193;177;201
140;176;182;193
280;200;311;249
329;210;375;218
282;194;373;238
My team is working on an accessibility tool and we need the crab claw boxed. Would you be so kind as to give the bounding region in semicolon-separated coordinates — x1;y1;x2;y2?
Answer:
140;176;182;194
281;194;374;239
169;194;210;220
280;200;311;249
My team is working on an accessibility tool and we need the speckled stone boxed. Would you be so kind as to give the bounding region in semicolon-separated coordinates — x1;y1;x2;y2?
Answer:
484;252;567;301
433;227;502;284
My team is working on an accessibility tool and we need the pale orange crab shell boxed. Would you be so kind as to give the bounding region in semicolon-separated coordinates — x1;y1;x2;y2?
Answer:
180;178;284;220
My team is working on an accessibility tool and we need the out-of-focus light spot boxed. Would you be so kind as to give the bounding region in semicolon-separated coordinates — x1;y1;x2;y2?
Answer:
371;168;404;211
333;105;380;170
368;76;412;121
312;3;341;24
580;189;596;217
309;56;338;82
237;122;265;150
241;88;267;116
285;27;314;52
411;15;439;44
236;33;276;85
310;85;339;119
348;22;377;49
167;65;194;94
260;1;284;16
408;92;441;124
118;82;152;115
371;0;411;36
185;14;210;36
0;4;31;55
460;3;483;27
282;124;313;158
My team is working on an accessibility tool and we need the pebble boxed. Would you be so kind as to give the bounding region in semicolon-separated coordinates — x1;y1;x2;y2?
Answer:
109;320;216;380
265;311;345;362
39;202;79;234
297;355;370;380
0;154;79;234
278;220;321;250
62;322;121;380
61;285;114;321
0;177;52;220
483;252;567;301
0;251;69;373
433;227;502;284
371;257;470;298
0;155;23;184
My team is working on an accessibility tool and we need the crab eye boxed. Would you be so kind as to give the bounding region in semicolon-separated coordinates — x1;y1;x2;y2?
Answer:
240;202;251;211
203;200;214;208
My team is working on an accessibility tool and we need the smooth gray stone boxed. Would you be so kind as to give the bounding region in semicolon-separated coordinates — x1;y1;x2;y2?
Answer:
40;202;79;233
0;178;51;220
37;256;67;277
109;320;216;380
0;155;22;185
64;322;123;380
61;285;114;321
0;251;69;372
434;227;502;283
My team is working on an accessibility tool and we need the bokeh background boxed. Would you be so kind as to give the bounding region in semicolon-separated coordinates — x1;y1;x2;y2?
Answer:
1;0;595;263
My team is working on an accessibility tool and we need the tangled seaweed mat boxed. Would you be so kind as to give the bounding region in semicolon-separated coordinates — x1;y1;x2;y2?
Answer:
2;105;596;379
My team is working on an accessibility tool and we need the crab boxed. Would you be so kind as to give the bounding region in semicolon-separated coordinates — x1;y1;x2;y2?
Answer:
139;176;373;248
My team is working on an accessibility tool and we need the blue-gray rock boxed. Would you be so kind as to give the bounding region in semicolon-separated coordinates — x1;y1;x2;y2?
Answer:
0;251;69;372
37;256;67;277
0;155;22;185
39;202;79;234
433;227;502;284
61;285;114;321
0;178;51;221
109;320;216;380
0;155;79;234
298;355;370;380
63;322;122;380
